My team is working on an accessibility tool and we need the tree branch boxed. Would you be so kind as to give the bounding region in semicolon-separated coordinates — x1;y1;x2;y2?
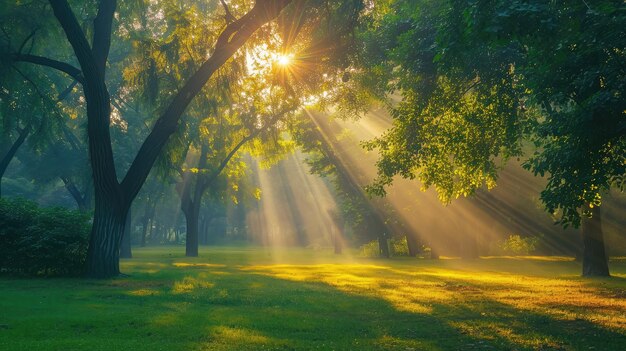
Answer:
49;0;119;201
11;54;84;84
18;28;39;54
205;108;288;186
120;0;293;201
48;0;101;86
58;79;79;100
220;0;237;24
92;0;117;76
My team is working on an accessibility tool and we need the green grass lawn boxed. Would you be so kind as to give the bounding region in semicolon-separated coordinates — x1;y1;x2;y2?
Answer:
1;247;626;350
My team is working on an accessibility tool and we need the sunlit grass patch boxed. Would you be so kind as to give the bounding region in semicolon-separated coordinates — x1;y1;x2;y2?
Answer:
482;255;574;262
172;263;226;268
2;246;626;351
172;276;215;294
207;326;275;346
243;257;626;334
128;288;161;297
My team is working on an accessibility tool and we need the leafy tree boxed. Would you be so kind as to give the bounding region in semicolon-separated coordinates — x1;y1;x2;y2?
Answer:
4;0;297;277
4;0;366;277
344;0;625;276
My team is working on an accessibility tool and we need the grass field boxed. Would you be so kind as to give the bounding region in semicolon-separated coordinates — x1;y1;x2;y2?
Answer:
1;247;626;350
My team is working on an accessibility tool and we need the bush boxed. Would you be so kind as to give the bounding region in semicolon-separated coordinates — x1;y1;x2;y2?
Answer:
499;234;539;255
389;237;410;257
0;198;91;276
360;240;381;258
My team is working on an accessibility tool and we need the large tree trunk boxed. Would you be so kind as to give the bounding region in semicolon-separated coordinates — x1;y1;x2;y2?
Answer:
183;202;200;257
48;0;292;278
0;128;30;197
120;207;132;259
581;205;610;277
86;200;128;278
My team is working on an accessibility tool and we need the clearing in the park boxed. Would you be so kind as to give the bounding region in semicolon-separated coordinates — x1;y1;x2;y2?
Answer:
1;247;626;351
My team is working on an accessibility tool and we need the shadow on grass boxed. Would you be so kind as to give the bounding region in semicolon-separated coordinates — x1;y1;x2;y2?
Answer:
2;258;626;351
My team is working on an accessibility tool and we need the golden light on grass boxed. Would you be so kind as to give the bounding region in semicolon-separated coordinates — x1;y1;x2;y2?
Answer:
172;276;215;294
244;262;626;332
128;288;160;296
172;262;226;268
208;326;272;345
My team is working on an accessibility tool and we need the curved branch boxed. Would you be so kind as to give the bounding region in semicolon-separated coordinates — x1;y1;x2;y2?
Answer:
121;0;293;201
11;54;84;84
206;108;288;186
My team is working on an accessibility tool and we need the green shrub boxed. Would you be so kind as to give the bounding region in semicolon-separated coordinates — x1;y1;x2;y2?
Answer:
389;237;410;257
499;234;539;255
0;198;91;276
360;240;381;258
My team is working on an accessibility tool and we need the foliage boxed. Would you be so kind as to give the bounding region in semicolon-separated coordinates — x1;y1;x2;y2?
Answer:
359;239;381;258
359;238;399;257
348;0;524;204
345;0;625;228
0;197;90;276
389;236;410;256
497;234;539;256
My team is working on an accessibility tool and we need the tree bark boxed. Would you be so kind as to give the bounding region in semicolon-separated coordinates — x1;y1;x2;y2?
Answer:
0;127;30;197
85;200;128;278
183;203;200;257
47;0;292;278
120;207;132;259
581;205;610;277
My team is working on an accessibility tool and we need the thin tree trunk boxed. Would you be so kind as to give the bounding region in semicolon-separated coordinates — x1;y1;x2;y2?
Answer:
406;234;420;257
378;235;389;258
140;214;149;247
60;176;89;211
0;128;30;197
120;207;132;259
147;216;155;244
184;204;200;257
582;205;610;277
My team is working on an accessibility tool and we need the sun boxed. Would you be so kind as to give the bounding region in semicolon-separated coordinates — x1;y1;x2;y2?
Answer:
276;53;294;67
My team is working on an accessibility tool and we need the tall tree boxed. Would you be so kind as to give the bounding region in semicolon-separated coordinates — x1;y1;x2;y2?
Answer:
7;0;294;277
7;0;367;277
342;0;624;275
